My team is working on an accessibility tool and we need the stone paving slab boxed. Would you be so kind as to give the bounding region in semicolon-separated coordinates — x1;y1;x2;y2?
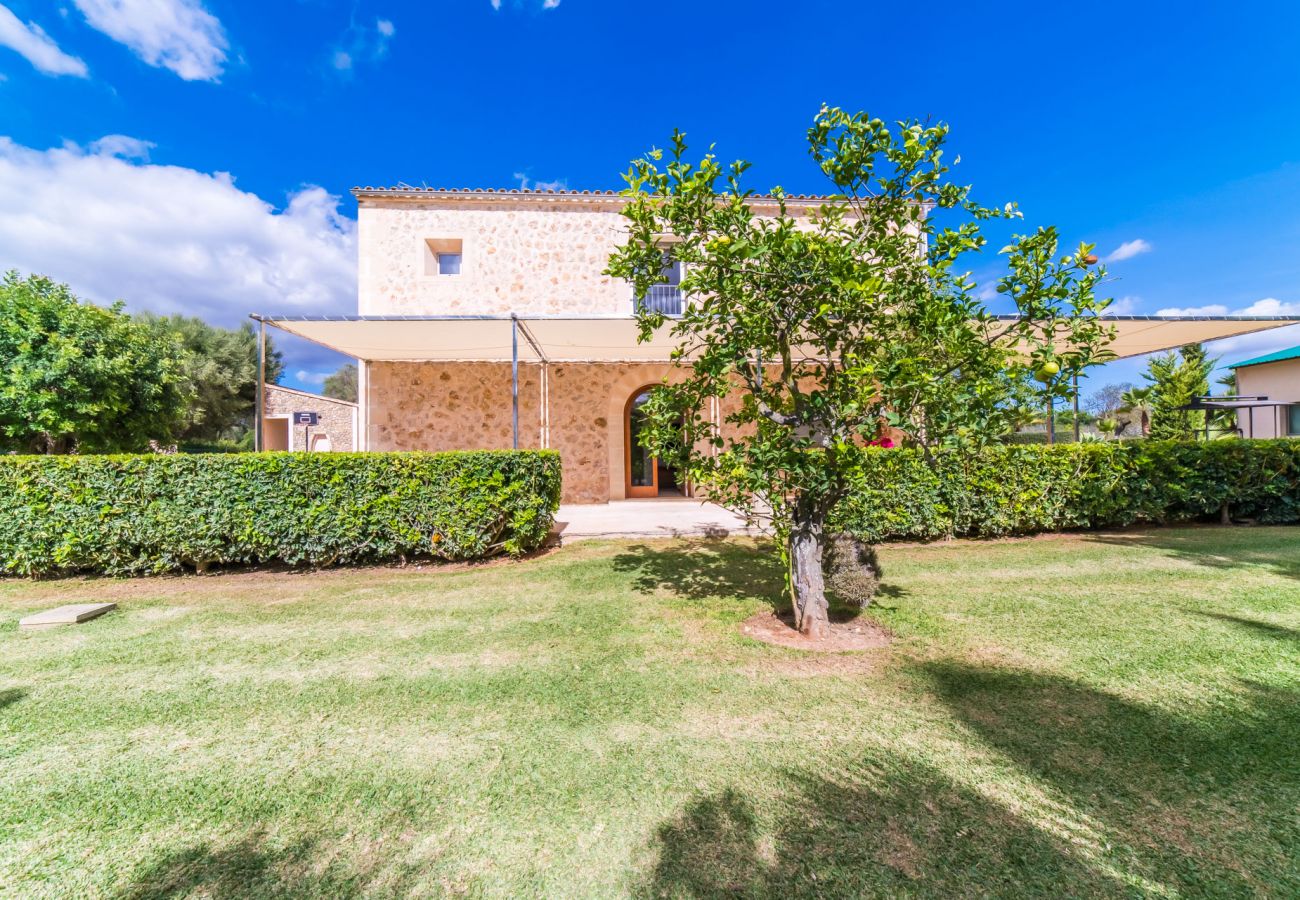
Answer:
19;603;117;630
555;499;764;541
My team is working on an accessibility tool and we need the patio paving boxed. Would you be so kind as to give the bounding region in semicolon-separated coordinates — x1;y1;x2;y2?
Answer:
553;499;763;541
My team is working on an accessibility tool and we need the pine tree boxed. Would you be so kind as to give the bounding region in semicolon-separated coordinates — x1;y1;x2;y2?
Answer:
1144;344;1215;441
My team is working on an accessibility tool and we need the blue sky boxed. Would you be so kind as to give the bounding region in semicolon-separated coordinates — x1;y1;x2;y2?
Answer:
2;0;1300;395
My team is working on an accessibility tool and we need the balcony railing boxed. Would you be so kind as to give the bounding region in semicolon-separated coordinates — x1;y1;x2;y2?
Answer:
637;284;683;316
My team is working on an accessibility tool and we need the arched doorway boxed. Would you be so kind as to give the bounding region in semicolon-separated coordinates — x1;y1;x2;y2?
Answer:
624;387;682;499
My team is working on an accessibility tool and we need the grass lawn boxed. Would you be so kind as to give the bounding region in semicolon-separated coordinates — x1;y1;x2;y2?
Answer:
1;527;1298;898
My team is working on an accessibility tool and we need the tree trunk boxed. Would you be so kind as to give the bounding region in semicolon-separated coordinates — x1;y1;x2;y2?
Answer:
788;506;830;640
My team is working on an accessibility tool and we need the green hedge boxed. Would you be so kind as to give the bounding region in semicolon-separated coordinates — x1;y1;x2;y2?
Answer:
834;440;1300;542
0;451;561;576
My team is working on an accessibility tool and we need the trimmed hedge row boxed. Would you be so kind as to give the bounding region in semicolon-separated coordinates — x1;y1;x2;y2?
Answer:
0;450;561;576
834;440;1300;542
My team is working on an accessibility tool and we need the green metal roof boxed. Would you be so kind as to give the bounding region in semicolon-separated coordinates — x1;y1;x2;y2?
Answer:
1228;345;1300;369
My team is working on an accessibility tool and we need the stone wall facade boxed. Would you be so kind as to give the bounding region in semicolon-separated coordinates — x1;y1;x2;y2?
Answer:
354;192;825;317
265;384;357;452
366;361;748;503
358;198;635;317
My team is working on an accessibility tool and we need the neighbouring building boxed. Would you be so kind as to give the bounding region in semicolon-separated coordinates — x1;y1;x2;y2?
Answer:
1228;345;1300;438
262;383;357;452
257;186;1300;503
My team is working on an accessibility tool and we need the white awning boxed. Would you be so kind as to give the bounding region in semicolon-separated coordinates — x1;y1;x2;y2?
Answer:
255;314;1300;364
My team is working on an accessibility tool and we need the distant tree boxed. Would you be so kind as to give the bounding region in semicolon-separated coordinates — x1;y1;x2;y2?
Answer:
1144;343;1215;440
0;271;190;453
1085;382;1133;419
323;363;358;403
1119;385;1154;437
139;314;284;443
606;108;1114;639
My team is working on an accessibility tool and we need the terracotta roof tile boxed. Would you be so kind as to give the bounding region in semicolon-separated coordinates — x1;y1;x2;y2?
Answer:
351;185;834;201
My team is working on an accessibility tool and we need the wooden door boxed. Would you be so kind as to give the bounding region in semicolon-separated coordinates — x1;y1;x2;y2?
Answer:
625;389;658;498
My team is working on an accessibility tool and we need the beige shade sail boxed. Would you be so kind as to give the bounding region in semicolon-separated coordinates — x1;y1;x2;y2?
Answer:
255;314;1300;364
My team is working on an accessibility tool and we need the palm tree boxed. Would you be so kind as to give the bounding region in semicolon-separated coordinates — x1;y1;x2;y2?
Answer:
1120;386;1154;437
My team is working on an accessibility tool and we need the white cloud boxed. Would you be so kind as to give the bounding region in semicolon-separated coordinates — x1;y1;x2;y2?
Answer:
1148;296;1300;367
1155;304;1230;317
295;369;328;386
492;0;561;10
330;16;394;74
89;134;154;160
1212;324;1300;367
1103;238;1152;263
0;135;356;329
1235;297;1300;317
513;171;567;191
0;4;89;76
1106;295;1140;315
72;0;228;81
1157;298;1300;319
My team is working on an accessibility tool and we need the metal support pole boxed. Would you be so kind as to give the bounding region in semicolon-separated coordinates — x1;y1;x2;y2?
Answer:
511;315;519;450
255;316;266;452
1072;373;1080;443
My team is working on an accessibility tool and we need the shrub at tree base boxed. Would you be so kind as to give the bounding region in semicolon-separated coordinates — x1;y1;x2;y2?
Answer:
0;451;561;576
834;441;1300;542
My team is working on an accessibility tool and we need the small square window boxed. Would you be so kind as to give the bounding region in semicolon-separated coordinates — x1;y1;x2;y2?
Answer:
1288;405;1300;435
424;238;463;276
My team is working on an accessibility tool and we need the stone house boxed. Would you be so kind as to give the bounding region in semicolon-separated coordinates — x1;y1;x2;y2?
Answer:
257;186;1300;503
262;384;357;452
260;187;831;503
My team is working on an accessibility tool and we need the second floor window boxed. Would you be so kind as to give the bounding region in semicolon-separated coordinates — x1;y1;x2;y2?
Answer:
638;250;683;316
437;252;462;275
424;238;463;276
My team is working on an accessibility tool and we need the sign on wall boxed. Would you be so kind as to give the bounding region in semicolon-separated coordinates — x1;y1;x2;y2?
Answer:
293;411;319;426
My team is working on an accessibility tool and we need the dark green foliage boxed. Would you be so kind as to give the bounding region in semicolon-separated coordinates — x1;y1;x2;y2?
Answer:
0;271;190;453
1144;343;1215;440
605;107;1117;635
0;451;561;576
823;534;882;608
323;364;358;403
834;440;1300;542
138;313;284;443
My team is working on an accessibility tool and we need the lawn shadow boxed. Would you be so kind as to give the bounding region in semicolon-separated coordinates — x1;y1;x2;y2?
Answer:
610;540;888;622
0;687;25;711
120;832;408;899
611;540;787;613
638;761;1129;897
1190;610;1300;642
1086;526;1300;582
641;663;1298;897
918;660;1300;893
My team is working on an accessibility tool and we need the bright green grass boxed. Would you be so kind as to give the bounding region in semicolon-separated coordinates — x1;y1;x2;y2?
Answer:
1;527;1297;898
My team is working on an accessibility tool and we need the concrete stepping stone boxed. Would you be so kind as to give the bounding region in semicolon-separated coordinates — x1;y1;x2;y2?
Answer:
19;603;117;630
